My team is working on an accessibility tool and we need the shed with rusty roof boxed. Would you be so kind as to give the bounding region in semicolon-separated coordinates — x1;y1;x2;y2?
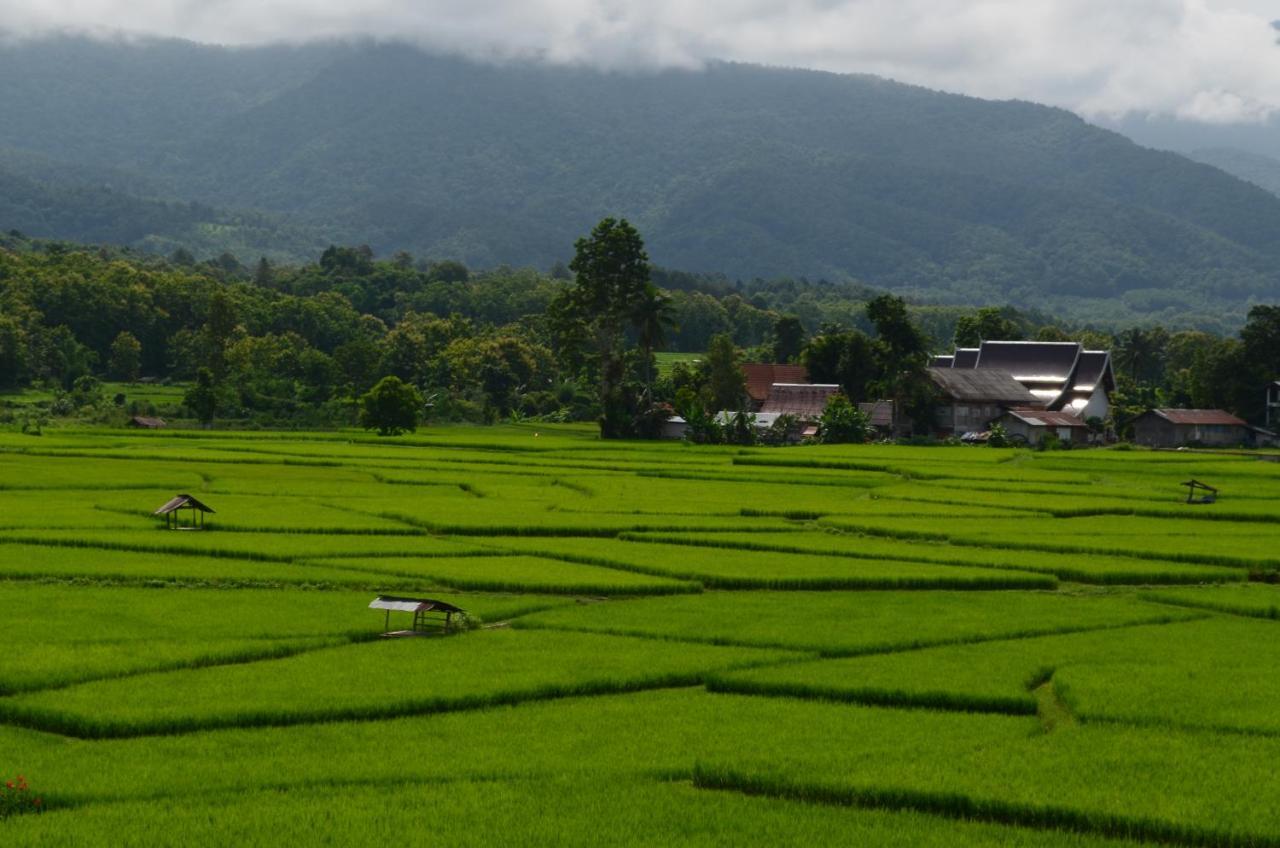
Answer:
1132;409;1250;448
742;364;810;409
760;383;839;420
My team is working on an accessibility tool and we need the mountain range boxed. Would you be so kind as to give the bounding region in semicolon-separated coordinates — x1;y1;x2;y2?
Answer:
2;35;1279;325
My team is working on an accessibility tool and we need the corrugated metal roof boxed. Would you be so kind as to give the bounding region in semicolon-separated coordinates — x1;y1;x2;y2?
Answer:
1001;408;1088;428
369;596;465;614
153;494;216;515
129;416;166;428
928;368;1041;404
760;384;839;417
1152;409;1247;426
743;364;809;402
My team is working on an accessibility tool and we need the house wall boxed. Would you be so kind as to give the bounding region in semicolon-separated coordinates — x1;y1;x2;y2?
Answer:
941;402;1006;434
1080;388;1109;422
1134;420;1247;447
1133;419;1178;447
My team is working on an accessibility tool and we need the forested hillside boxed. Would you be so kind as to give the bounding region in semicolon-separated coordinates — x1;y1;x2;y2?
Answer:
2;35;1279;324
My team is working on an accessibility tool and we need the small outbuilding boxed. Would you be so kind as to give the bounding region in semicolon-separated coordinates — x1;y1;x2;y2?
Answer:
129;416;167;429
153;494;215;529
1131;409;1250;448
991;408;1090;447
369;595;466;636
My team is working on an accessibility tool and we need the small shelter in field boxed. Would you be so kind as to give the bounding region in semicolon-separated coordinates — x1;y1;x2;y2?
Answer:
128;416;166;429
1182;479;1218;505
369;596;466;636
153;494;215;529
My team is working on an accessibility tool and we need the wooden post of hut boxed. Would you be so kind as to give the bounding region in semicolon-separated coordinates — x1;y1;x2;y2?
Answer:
153;494;216;529
1181;479;1218;505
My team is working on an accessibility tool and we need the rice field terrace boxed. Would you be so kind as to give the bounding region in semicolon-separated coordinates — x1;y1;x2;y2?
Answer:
3;425;1280;846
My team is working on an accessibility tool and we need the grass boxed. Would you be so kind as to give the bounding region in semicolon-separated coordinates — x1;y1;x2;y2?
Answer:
5;429;1280;844
518;590;1194;654
0;629;799;737
480;537;1055;590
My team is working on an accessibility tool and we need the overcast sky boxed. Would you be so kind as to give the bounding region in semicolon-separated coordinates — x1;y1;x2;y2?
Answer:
2;0;1277;123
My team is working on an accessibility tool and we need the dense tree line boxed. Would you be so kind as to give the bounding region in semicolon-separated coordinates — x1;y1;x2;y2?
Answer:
1;228;1277;436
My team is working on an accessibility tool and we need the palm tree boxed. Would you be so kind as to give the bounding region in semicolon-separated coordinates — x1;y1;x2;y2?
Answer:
631;284;678;398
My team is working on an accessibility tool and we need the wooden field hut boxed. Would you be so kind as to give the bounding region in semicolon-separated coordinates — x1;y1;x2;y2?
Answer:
369;596;466;636
153;494;215;529
128;416;167;429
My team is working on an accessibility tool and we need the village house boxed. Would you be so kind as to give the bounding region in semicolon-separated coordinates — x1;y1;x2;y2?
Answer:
1131;409;1251;448
932;341;1115;421
990;407;1092;446
1268;382;1280;430
928;368;1041;436
742;363;809;411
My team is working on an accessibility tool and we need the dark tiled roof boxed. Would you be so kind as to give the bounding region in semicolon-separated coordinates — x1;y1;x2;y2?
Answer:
743;364;809;403
973;341;1080;382
930;355;954;368
1150;409;1247;426
760;383;839;418
952;348;980;368
928;368;1041;405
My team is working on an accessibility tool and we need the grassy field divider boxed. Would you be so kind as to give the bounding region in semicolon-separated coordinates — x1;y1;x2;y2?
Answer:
0;678;715;740
704;675;1038;716
619;531;1235;586
469;541;1053;591
295;556;703;597
820;519;1276;572
519;610;1205;660
690;767;1273;848
876;492;1280;524
0;635;373;697
1138;591;1280;620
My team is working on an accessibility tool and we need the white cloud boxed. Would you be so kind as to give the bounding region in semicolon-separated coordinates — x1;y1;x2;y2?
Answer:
0;0;1277;122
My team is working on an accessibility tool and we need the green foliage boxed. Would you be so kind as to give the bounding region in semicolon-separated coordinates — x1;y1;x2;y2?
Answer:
817;394;869;444
107;331;142;382
358;375;422;436
183;367;218;426
701;333;746;411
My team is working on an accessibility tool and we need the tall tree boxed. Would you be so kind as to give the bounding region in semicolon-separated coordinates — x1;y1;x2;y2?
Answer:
866;294;933;436
184;367;218;428
701;333;747;412
108;331;142;382
566;218;652;438
631;283;677;399
953;307;1022;347
771;315;806;364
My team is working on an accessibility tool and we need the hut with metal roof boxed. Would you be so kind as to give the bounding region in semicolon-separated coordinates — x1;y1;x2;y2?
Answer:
1132;409;1251;448
928;368;1041;436
991;408;1090;446
369;596;466;636
153;494;216;529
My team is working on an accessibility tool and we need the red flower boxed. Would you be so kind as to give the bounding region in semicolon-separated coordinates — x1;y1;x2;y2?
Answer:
33;797;42;806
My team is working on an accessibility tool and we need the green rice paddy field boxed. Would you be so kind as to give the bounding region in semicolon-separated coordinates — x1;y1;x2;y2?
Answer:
2;424;1279;846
